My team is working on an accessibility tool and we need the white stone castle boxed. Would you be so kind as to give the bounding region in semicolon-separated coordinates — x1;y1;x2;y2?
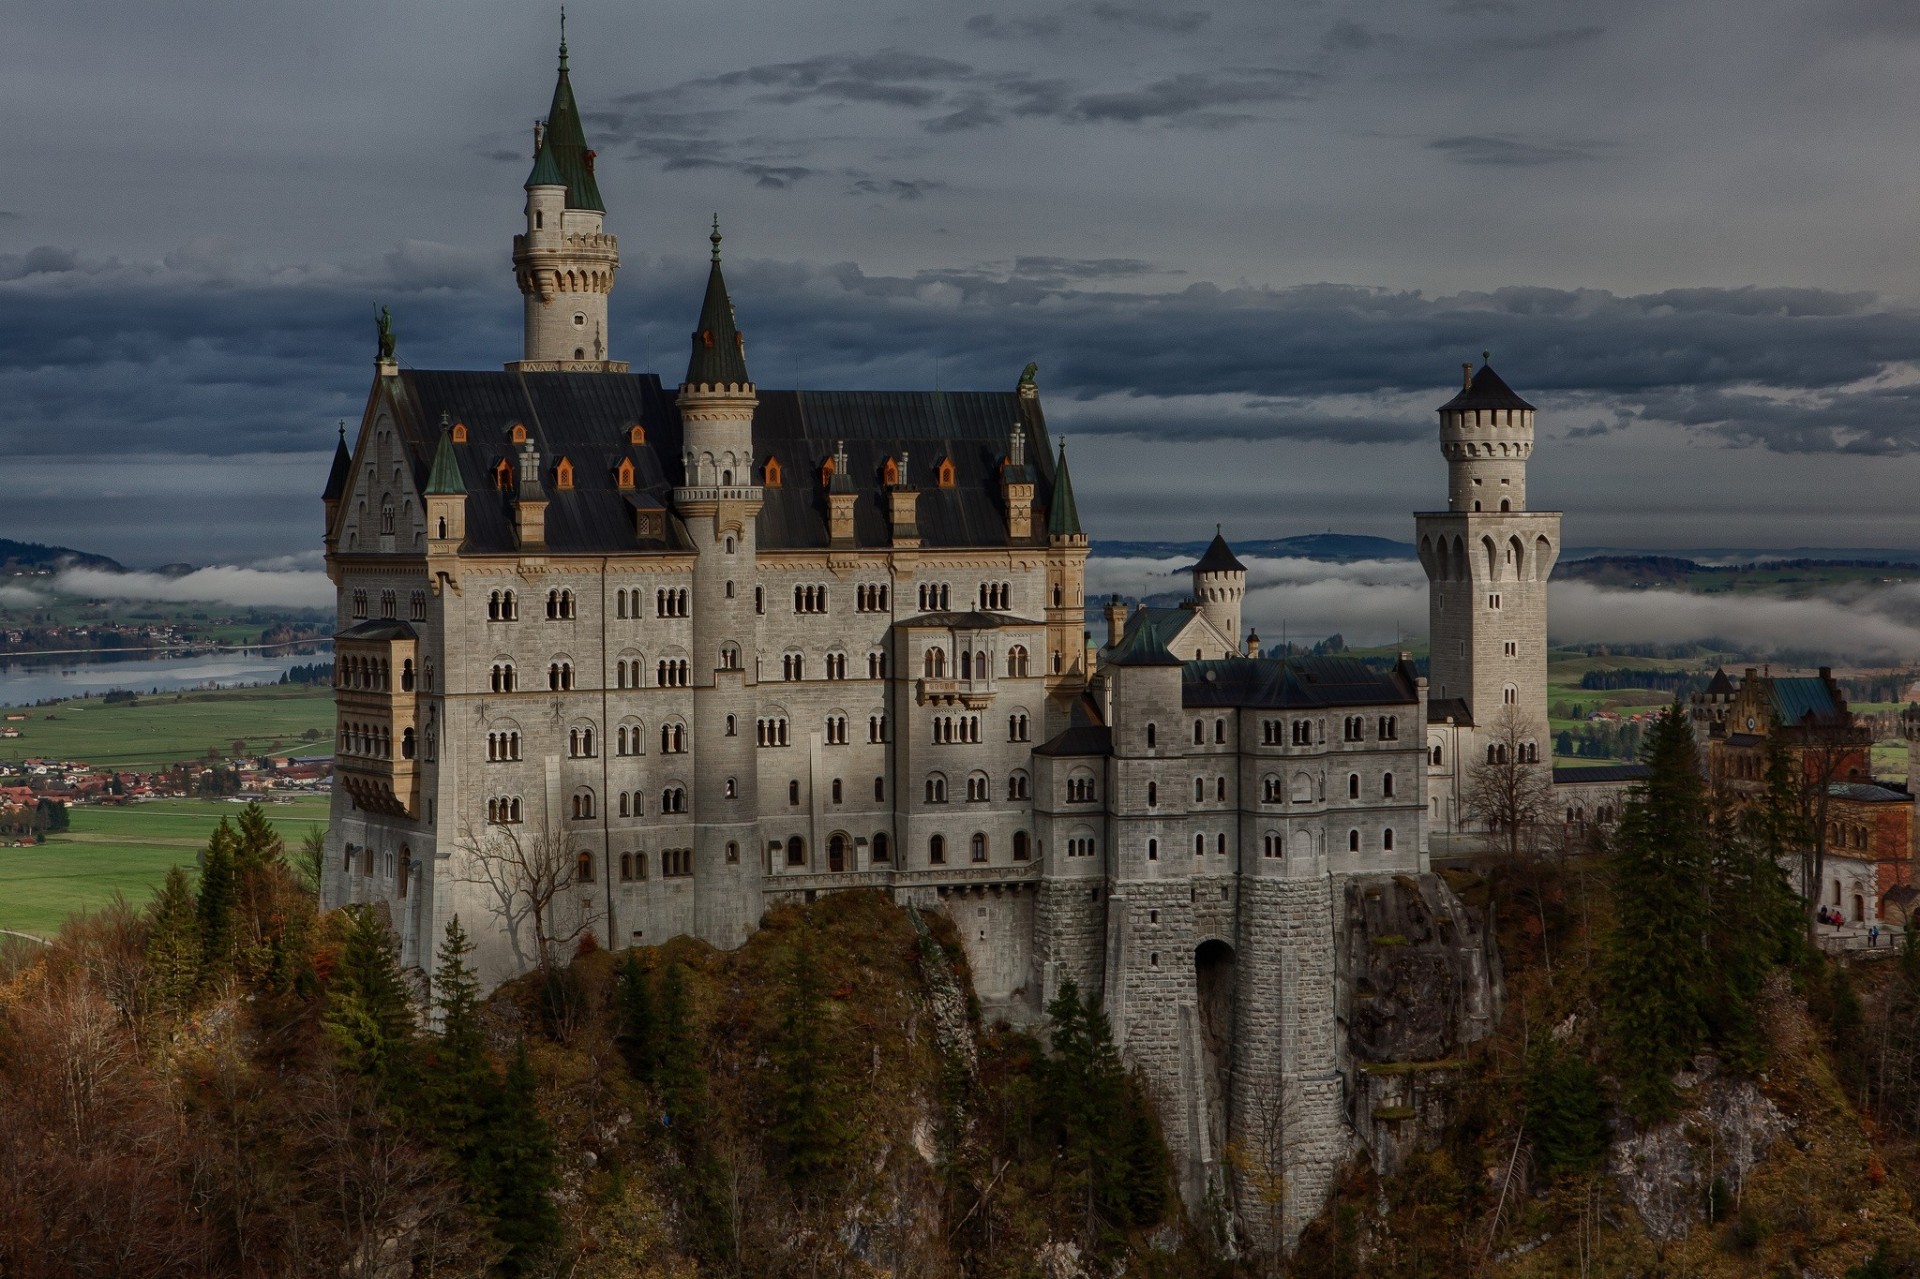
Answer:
321;38;1565;1244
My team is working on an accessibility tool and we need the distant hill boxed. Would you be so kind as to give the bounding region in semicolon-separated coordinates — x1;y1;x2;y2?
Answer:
1094;533;1416;562
1555;554;1920;589
0;539;123;575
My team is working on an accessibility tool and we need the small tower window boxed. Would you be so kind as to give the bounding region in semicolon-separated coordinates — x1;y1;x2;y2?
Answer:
574;313;586;327
493;458;513;490
628;423;648;445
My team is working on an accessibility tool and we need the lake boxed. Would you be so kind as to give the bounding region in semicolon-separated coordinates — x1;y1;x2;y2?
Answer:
0;644;332;708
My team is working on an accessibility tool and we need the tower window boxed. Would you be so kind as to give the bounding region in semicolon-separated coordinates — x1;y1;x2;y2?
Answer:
574;313;586;327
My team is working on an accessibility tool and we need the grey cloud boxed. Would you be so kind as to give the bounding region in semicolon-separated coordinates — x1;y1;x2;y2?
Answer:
1067;68;1318;125
1323;20;1391;53
1494;25;1606;51
965;13;1064;39
1426;133;1608;166
1085;3;1210;34
0;247;84;280
847;177;944;200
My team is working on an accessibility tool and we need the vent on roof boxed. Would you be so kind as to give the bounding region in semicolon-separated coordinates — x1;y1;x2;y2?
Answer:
553;457;574;490
615;458;635;490
765;457;783;487
510;423;528;445
628;423;646;445
937;458;956;488
451;421;468;444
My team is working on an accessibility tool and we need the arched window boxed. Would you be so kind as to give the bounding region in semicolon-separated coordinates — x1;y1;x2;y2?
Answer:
929;834;947;864
1215;719;1226;744
1146;782;1158;807
1006;645;1029;678
971;833;988;862
1194;720;1205;745
789;779;801;805
576;851;594;882
926;773;948;803
1348;829;1360;852
1147;838;1159;861
1383;773;1395;798
1348;774;1360;799
786;835;806;866
572;788;596;820
1145;723;1157;749
1013;831;1030;860
1195;834;1206;857
873;832;891;863
1384;828;1396;851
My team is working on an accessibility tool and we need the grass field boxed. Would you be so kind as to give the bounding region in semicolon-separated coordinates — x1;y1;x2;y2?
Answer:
0;796;330;938
0;686;334;770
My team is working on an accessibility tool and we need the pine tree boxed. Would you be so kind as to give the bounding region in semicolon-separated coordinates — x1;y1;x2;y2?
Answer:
422;916;498;1163
1044;980;1132;1236
145;865;202;1014
196;818;239;978
614;950;656;1083
480;1042;560;1275
1119;1072;1171;1226
654;962;706;1138
323;904;418;1095
1604;706;1713;1120
1525;1039;1608;1178
1707;729;1803;1066
769;930;850;1188
233;802;285;872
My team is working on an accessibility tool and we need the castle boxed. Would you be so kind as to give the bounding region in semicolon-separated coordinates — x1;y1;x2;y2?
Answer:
322;38;1563;1245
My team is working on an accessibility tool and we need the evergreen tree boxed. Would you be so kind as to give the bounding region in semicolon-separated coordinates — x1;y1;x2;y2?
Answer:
196;818;239;977
769;930;851;1188
1119;1072;1171;1225
1525;1039;1608;1178
1604;707;1713;1120
145;865;202;1014
323;904;418;1095
422;916;498;1161
1044;980;1135;1236
654;962;706;1136
233;802;286;872
480;1042;560;1275
1707;728;1804;1066
613;950;656;1083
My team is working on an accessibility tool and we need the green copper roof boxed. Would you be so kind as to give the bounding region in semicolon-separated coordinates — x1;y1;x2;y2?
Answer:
1107;616;1182;667
684;221;751;386
322;424;352;501
425;421;465;495
525;51;605;212
1047;442;1081;537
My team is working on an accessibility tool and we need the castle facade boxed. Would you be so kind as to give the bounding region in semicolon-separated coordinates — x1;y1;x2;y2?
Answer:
322;40;1554;1245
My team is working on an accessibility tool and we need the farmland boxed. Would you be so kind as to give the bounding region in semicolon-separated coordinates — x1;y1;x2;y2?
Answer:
0;685;334;770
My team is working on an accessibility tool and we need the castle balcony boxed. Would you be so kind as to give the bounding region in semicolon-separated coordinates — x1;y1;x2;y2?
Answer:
916;677;997;708
333;620;422;818
672;485;764;505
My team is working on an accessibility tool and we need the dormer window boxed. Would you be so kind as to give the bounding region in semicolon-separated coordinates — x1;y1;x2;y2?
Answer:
883;456;900;486
510;423;528;445
451;421;468;443
937;458;956;488
553;457;574;490
615;458;635;489
764;457;783;487
493;459;513;490
820;456;836;487
629;423;646;445
701;329;716;349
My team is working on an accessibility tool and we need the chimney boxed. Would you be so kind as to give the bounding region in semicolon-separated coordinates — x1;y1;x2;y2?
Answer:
827;439;856;546
514;441;548;549
1001;422;1034;540
1462;362;1472;389
1105;594;1128;648
888;448;919;547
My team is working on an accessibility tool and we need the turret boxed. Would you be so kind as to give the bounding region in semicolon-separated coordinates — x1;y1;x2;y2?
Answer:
423;414;467;548
1438;358;1534;513
509;24;623;371
676;218;757;491
1191;527;1246;651
322;422;352;541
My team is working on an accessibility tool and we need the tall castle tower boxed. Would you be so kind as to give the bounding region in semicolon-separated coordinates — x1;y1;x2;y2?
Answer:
675;221;764;947
1416;361;1559;757
1191;528;1247;654
509;25;624;372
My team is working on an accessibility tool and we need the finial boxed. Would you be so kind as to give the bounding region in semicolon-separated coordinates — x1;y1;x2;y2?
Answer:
1216;522;1222;534
337;420;346;440
710;214;722;262
559;7;568;67
440;410;451;432
1482;349;1491;364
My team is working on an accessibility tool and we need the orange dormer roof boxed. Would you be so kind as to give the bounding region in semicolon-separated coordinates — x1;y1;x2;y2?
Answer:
615;457;635;489
764;456;783;487
553;457;574;490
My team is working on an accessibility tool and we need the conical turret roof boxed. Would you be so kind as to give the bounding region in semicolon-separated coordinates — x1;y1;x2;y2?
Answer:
1194;529;1245;574
425;419;465;495
525;37;605;212
1439;361;1534;413
1047;442;1081;538
323;424;352;501
684;220;750;386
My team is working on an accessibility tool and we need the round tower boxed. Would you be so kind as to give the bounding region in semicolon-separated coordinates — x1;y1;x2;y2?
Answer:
1439;357;1534;514
510;28;621;370
1191;528;1247;654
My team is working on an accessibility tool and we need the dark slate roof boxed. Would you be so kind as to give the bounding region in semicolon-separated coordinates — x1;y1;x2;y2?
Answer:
1706;667;1735;695
1726;732;1765;747
1047;443;1081;538
1193;531;1246;574
896;611;1043;630
324;427;353;502
372;371;1057;555
1108;620;1183;667
1035;694;1111;757
685;227;749;387
337;618;419;642
1438;363;1534;413
1427;697;1474;726
425;425;464;495
527;52;604;211
1770;676;1845;726
1830;782;1911;804
1552;764;1652;785
1181;655;1418;709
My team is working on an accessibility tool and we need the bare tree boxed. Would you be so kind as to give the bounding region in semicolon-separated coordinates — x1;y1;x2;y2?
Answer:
1787;715;1871;937
1463;705;1555;859
1224;1066;1291;1274
449;818;584;975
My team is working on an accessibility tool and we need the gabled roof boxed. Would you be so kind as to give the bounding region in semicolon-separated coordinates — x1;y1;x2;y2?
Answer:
1193;530;1245;574
1830;782;1910;804
1035;694;1112;757
1427;696;1474;727
1439;362;1534;413
1047;442;1081;537
525;44;604;212
425;423;465;496
1180;655;1417;709
336;618;419;642
359;371;1057;555
1706;667;1735;696
685;222;750;386
1768;676;1845;726
323;425;353;501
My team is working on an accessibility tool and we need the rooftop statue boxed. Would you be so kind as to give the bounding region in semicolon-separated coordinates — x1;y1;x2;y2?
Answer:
376;306;396;361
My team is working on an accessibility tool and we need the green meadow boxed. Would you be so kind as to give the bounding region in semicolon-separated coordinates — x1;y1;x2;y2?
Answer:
0;686;334;770
0;796;330;938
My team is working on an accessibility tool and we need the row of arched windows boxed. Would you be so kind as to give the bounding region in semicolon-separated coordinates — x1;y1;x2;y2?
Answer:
794;584;828;613
978;582;1012;610
486;730;521;761
856;584;889;612
924;770;1028;803
487;589;520;620
545;588;576;620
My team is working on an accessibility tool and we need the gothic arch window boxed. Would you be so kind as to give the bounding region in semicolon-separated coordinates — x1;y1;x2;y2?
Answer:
571;788;596;820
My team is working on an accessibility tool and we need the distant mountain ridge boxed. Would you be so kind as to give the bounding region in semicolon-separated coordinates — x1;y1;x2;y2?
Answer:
0;538;123;575
1093;533;1417;562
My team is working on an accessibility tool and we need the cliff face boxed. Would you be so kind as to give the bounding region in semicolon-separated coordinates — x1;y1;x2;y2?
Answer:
1340;871;1505;1179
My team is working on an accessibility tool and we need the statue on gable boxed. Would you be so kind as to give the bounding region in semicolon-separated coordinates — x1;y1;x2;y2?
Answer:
1018;361;1039;388
376;306;397;360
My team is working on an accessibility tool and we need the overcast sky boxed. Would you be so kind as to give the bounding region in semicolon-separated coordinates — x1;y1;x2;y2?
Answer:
7;0;1920;566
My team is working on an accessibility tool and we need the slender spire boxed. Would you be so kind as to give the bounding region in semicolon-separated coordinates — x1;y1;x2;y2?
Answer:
685;219;750;386
323;422;353;501
1047;441;1082;538
425;413;465;495
524;22;603;211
